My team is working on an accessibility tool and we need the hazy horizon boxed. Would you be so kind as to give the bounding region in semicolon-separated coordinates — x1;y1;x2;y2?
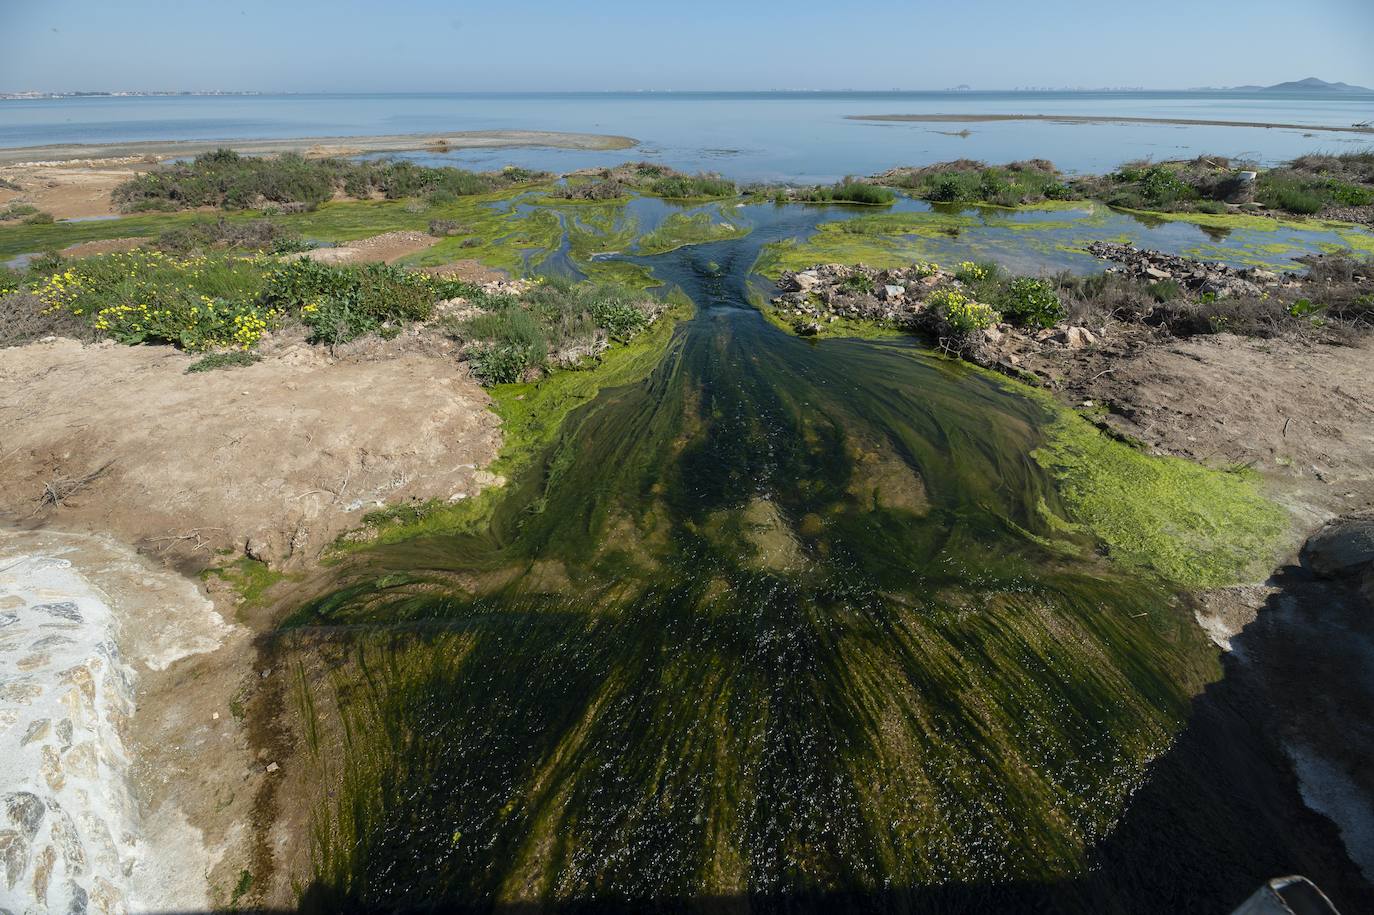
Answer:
4;0;1373;94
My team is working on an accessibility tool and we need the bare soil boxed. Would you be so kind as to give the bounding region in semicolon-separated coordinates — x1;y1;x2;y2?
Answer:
286;230;439;265
0;334;502;569
0;159;144;219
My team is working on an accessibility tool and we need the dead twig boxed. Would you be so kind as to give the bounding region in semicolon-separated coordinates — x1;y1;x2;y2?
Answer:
31;460;115;516
145;527;225;555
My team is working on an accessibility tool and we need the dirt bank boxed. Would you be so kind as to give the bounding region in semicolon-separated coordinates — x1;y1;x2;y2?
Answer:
0;335;503;569
0;130;638;167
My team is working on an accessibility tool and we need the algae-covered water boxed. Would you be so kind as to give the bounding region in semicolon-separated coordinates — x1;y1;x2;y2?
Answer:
277;201;1286;912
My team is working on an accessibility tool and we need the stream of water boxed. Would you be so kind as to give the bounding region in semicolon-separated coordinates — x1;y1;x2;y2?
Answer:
281;205;1242;912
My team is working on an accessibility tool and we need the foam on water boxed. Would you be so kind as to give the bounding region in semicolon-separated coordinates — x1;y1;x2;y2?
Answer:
0;529;235;913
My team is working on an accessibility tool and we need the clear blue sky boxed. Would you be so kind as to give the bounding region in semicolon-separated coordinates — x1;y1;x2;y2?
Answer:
4;0;1373;92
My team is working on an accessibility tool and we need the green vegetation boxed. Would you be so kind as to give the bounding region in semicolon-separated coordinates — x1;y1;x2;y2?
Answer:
1032;403;1288;587
204;556;286;607
636;209;749;255
996;276;1065;328
791;181;897;205
928;288;1000;333
186;350;262;373
27;250;273;350
884;160;1072;206
646;174;737;200
1074;151;1374;217
0;203;41;221
453;277;668;384
263;260;435;344
111;148;544;212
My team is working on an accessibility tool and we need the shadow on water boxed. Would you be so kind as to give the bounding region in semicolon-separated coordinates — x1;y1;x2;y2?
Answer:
272;205;1372;914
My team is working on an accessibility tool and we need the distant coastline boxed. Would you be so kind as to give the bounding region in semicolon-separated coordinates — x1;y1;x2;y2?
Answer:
848;113;1374;133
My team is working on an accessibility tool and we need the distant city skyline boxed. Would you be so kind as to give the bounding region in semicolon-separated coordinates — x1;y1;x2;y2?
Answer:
3;0;1373;94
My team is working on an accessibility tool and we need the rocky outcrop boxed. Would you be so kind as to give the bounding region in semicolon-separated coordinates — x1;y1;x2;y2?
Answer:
1084;241;1298;298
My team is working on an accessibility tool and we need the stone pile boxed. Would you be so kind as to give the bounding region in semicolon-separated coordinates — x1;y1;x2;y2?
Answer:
773;264;950;329
1084;241;1292;298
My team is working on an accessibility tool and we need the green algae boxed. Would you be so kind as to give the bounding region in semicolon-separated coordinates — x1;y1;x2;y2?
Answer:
636;207;750;255
1029;403;1288;588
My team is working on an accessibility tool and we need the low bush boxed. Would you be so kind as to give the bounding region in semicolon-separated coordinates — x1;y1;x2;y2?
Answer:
886;160;1067;206
842;273;877;295
154;218;311;254
0;289;101;347
648;174;737;199
995;277;1065;328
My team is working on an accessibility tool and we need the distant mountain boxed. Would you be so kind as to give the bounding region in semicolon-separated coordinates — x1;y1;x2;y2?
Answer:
1258;77;1371;93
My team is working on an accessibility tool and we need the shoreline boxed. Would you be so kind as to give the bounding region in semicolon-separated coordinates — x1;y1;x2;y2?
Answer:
0;129;638;166
848;113;1374;133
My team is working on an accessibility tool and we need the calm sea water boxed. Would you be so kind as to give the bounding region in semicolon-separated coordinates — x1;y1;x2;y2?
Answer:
3;91;1373;181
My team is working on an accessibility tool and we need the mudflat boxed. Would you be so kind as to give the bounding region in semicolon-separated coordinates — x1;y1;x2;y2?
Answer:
0;128;638;166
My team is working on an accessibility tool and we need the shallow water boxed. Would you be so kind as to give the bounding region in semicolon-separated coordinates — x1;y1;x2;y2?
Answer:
282;204;1246;910
5;91;1374;180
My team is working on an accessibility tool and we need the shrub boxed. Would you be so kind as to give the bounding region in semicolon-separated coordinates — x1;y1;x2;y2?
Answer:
468;342;544;384
928;288;1001;333
996;277;1065;328
155;218;310;254
22;211;55;225
110;150;525;212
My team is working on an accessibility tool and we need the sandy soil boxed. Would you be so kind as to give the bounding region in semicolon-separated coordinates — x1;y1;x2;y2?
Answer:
0;129;637;166
848;113;1374;134
0;160;144;219
0;335;503;569
286;230;439;265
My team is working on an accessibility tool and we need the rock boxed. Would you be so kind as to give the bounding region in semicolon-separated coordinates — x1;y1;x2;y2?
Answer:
794;321;822;336
0;828;27;889
1058;326;1098;349
1143;266;1172;281
981;326;1004;345
1302;518;1374;578
244;535;272;563
266;761;280;774
785;270;822;293
880;284;905;302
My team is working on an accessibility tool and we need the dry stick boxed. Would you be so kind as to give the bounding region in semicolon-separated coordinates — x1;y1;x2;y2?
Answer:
1282;416;1291;438
145;527;225;555
31;460;115;516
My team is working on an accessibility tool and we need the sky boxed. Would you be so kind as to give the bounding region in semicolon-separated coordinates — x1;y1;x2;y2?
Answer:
3;0;1374;93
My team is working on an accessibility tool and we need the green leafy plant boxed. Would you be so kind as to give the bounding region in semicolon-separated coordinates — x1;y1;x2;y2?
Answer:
996;277;1065;328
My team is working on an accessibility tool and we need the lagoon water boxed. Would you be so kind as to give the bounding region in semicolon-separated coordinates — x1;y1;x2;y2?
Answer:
3;90;1373;180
